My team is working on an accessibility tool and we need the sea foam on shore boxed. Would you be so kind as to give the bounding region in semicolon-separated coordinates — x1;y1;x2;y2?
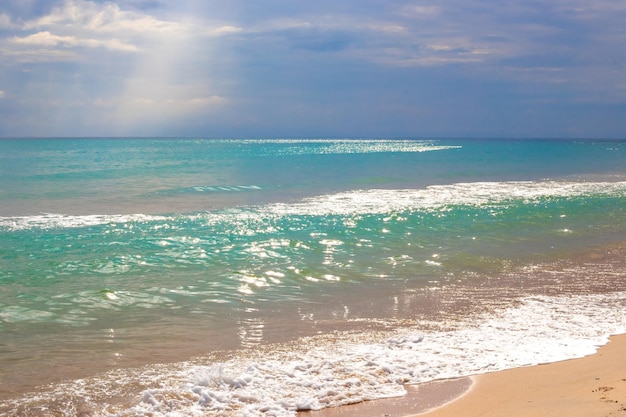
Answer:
4;290;621;417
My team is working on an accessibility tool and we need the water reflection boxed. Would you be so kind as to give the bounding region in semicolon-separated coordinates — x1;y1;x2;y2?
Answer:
237;312;266;348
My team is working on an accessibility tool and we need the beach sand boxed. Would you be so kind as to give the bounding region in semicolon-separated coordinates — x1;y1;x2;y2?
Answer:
418;333;626;417
302;333;626;417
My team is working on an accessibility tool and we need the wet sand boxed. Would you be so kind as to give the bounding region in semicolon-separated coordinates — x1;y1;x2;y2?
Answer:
303;333;626;417
299;378;472;417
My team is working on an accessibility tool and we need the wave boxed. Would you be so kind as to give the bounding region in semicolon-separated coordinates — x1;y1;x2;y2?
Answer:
277;180;626;216
188;185;263;193
3;180;625;231
147;292;623;416
3;291;624;416
0;213;169;232
216;139;462;155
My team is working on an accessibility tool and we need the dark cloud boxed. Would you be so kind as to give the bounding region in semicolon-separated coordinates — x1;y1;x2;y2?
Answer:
286;28;355;52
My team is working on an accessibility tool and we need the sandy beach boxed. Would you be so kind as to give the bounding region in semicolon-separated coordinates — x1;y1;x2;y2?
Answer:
303;333;626;417
418;333;626;417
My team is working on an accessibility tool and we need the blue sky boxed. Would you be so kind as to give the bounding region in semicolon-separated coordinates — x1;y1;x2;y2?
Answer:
1;0;625;138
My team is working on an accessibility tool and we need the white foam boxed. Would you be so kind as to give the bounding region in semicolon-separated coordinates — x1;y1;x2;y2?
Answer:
108;291;626;417
0;213;168;231
264;180;626;217
3;180;625;231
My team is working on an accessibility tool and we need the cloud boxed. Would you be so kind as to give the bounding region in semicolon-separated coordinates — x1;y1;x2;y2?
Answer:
1;47;78;63
1;0;188;64
0;90;5;98
92;94;225;112
88;94;228;136
207;25;243;36
199;5;503;67
27;0;182;34
400;5;441;17
12;30;138;52
0;13;13;28
0;0;221;135
0;0;625;137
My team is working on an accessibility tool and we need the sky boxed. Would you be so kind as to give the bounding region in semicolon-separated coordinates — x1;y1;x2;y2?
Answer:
0;0;625;138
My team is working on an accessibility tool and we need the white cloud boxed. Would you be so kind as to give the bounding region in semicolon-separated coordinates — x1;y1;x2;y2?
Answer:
27;0;183;34
0;90;5;98
13;31;63;47
207;25;243;36
12;31;138;52
1;47;78;63
401;5;441;17
1;0;190;64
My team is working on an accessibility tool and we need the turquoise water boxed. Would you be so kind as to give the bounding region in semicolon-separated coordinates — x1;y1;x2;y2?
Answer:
1;138;626;416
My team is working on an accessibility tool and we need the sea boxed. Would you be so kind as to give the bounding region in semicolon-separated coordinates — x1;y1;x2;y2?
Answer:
1;138;625;416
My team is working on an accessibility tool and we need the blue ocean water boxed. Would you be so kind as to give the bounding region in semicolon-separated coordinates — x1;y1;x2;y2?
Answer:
1;138;626;416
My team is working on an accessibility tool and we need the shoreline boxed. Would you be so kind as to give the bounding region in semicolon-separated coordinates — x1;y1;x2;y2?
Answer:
303;333;626;417
416;333;626;417
299;378;473;417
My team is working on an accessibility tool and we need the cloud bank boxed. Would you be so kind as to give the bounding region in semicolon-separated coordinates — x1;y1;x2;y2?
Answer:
0;0;625;137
